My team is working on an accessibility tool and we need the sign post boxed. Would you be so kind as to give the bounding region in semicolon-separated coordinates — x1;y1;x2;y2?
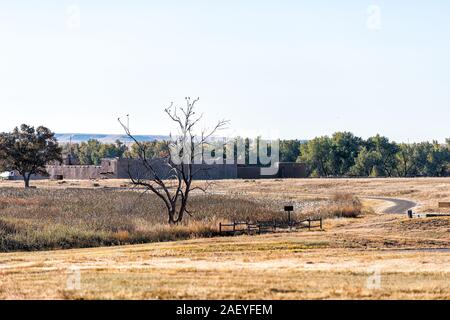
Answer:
284;205;294;224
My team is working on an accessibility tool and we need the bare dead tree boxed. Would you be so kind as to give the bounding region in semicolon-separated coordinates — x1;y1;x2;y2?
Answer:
119;97;229;224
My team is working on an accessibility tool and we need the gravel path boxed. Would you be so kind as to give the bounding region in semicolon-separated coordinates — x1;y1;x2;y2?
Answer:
366;197;417;214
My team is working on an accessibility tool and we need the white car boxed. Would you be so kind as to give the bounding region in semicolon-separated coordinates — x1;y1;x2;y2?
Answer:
0;171;15;180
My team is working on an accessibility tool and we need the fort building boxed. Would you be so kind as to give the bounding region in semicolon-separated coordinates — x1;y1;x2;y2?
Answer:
45;158;307;180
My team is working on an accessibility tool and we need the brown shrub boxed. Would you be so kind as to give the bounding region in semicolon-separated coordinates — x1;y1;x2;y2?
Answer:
332;193;354;202
0;219;20;234
0;188;362;252
330;194;362;218
115;230;130;242
304;194;363;219
0;188;279;251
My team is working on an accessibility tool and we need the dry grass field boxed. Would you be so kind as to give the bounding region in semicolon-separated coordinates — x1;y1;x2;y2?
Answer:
3;177;448;212
0;178;449;299
0;187;361;252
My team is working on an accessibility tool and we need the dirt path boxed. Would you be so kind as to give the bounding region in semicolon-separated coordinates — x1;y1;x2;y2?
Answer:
365;197;417;214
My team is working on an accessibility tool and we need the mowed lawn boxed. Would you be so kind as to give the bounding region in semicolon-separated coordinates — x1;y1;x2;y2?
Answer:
0;178;449;299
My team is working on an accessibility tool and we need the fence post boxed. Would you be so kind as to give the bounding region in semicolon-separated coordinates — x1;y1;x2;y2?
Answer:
308;219;311;230
219;222;222;234
233;222;236;233
320;217;323;230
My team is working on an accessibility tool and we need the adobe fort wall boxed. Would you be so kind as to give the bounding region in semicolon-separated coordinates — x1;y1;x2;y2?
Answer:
45;158;306;180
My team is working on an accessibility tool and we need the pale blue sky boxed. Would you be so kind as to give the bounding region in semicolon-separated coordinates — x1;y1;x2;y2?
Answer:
0;1;449;142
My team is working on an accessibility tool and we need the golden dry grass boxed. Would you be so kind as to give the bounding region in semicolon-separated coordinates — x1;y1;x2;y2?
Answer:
0;178;449;299
3;177;448;211
0;216;449;299
0;186;361;252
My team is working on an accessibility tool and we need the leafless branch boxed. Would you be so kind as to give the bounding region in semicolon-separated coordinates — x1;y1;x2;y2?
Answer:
119;98;229;224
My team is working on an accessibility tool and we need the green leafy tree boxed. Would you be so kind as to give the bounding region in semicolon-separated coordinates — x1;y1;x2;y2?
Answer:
330;132;362;176
127;140;169;159
77;139;103;165
300;136;332;177
365;135;399;177
396;143;416;177
62;142;80;162
410;142;432;176
99;140;127;159
349;147;380;176
63;140;128;165
424;142;450;177
279;140;302;162
0;124;62;187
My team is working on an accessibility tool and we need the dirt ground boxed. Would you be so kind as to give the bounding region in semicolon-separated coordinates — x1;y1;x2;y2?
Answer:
0;178;449;299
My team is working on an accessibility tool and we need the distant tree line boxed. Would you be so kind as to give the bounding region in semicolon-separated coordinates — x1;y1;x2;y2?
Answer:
62;133;450;177
63;139;169;165
1;124;450;188
297;133;450;177
63;139;127;165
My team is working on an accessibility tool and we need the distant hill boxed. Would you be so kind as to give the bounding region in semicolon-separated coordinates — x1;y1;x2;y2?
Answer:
55;133;169;144
55;133;308;144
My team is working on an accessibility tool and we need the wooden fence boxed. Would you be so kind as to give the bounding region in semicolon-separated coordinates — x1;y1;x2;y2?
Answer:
408;202;450;218
219;217;323;235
